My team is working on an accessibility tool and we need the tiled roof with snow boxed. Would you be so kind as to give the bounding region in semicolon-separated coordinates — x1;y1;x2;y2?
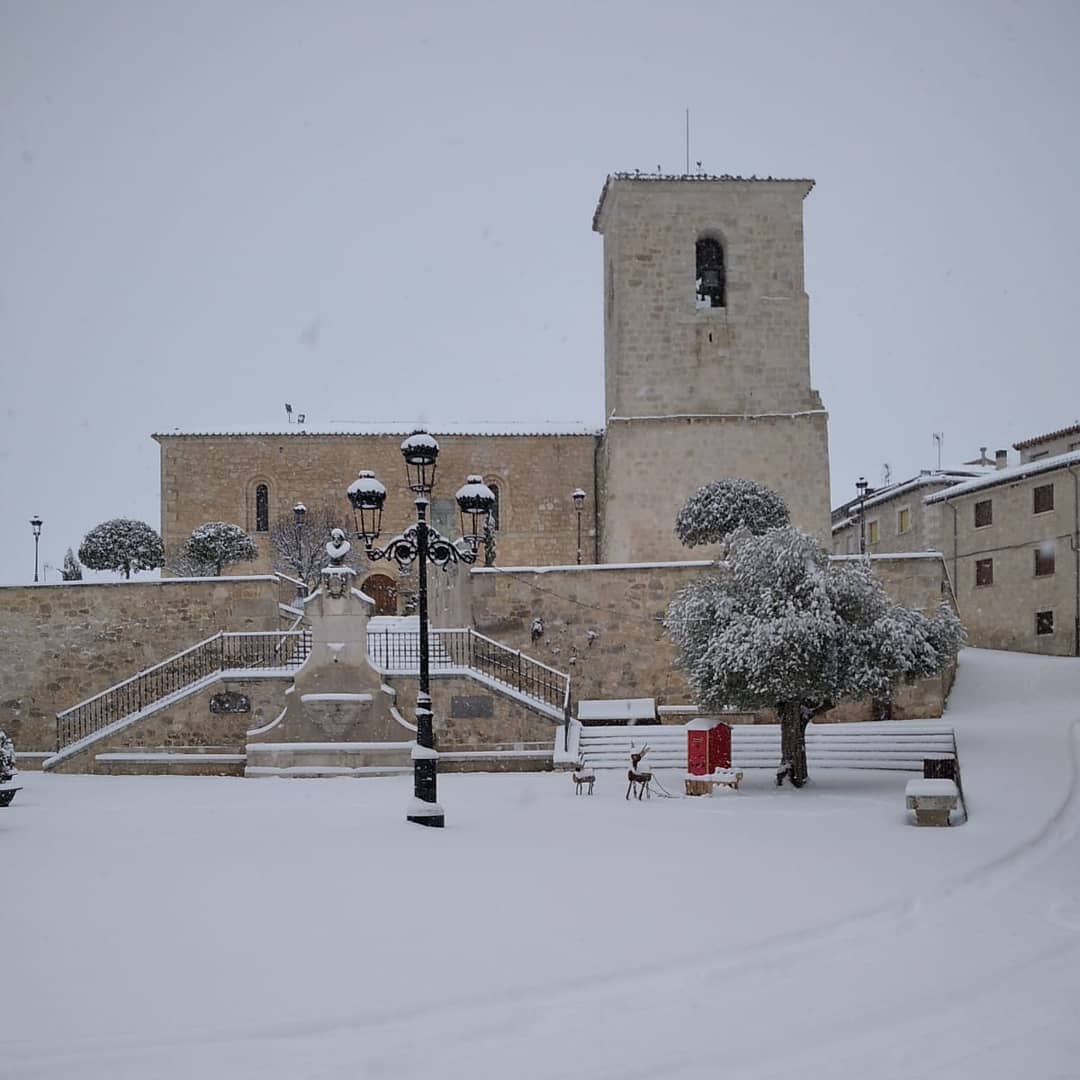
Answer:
593;172;815;231
1013;422;1080;450
153;422;603;440
924;450;1080;504
830;470;987;531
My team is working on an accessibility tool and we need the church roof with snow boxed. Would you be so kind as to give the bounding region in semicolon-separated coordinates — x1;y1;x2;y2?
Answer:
152;422;603;441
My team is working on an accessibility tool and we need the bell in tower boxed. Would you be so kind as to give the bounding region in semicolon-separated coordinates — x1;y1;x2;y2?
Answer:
695;236;725;308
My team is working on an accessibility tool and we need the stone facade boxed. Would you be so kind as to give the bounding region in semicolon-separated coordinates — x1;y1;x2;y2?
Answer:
156;432;600;586
594;176;831;558
0;576;279;751
926;455;1080;656
155;176;832;572
468;556;955;721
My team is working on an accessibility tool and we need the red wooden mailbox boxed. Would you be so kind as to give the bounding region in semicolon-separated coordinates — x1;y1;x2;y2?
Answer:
687;719;731;775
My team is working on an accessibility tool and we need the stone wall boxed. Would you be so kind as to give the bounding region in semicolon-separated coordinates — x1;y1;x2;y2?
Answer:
383;673;562;753
469;562;712;710
469;555;956;722
0;577;280;751
601;413;831;562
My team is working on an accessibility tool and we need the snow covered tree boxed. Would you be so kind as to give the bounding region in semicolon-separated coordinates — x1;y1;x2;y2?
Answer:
665;525;963;787
61;548;83;581
269;506;358;591
675;478;790;550
184;522;258;576
79;519;165;580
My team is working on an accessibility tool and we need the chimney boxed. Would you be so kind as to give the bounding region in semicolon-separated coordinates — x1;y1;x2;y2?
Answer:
979;446;988;464
995;449;1008;470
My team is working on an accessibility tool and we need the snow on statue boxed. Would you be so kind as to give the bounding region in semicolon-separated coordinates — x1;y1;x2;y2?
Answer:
665;481;963;787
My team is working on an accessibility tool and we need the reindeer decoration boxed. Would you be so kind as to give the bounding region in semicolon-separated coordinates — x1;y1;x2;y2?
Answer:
626;744;652;800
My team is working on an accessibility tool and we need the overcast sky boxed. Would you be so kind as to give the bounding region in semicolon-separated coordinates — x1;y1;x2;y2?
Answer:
2;0;1077;584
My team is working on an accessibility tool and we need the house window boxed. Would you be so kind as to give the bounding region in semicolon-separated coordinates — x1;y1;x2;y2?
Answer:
867;519;879;545
1036;610;1054;636
897;507;911;534
1034;542;1055;577
1033;483;1054;514
975;559;993;587
695;237;726;309
974;499;993;528
488;482;500;530
255;484;269;533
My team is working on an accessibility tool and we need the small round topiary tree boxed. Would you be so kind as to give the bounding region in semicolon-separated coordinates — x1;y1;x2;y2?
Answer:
185;522;259;576
79;519;165;580
675;478;790;549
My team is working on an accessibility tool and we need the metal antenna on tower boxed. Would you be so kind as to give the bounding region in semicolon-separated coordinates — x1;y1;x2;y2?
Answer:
932;432;944;471
685;108;690;175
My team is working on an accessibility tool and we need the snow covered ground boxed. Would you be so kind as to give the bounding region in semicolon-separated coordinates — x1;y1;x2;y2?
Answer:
5;647;1079;1079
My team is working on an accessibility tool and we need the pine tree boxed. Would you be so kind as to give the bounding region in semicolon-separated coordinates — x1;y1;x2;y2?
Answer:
79;520;165;580
61;548;83;581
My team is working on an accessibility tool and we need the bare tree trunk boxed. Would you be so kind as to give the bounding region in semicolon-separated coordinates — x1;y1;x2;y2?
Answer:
777;701;810;788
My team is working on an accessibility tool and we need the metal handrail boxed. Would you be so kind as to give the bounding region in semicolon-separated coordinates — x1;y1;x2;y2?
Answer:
367;627;571;716
55;631;311;752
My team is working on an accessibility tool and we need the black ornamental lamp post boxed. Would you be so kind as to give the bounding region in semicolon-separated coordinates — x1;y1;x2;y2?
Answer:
572;488;586;565
346;431;495;829
293;502;307;600
856;477;869;555
30;516;42;584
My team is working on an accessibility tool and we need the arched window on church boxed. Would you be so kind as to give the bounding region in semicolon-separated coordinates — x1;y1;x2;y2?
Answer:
488;483;500;530
255;484;269;533
695;236;726;309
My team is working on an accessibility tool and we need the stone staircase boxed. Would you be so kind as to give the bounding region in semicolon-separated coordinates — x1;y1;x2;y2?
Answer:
45;630;311;772
46;616;570;775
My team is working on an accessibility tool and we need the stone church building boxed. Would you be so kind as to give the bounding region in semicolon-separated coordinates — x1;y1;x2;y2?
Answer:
155;174;832;595
3;174;957;769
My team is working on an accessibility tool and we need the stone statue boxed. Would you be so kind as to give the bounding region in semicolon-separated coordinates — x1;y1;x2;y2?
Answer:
325;528;352;566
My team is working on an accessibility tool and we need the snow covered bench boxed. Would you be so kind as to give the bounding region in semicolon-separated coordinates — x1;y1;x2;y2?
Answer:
905;778;960;826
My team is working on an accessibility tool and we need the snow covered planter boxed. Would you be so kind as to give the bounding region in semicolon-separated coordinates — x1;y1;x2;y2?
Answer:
0;728;21;807
665;485;963;789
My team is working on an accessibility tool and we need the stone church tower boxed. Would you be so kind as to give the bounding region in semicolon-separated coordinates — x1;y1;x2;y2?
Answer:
593;174;831;562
